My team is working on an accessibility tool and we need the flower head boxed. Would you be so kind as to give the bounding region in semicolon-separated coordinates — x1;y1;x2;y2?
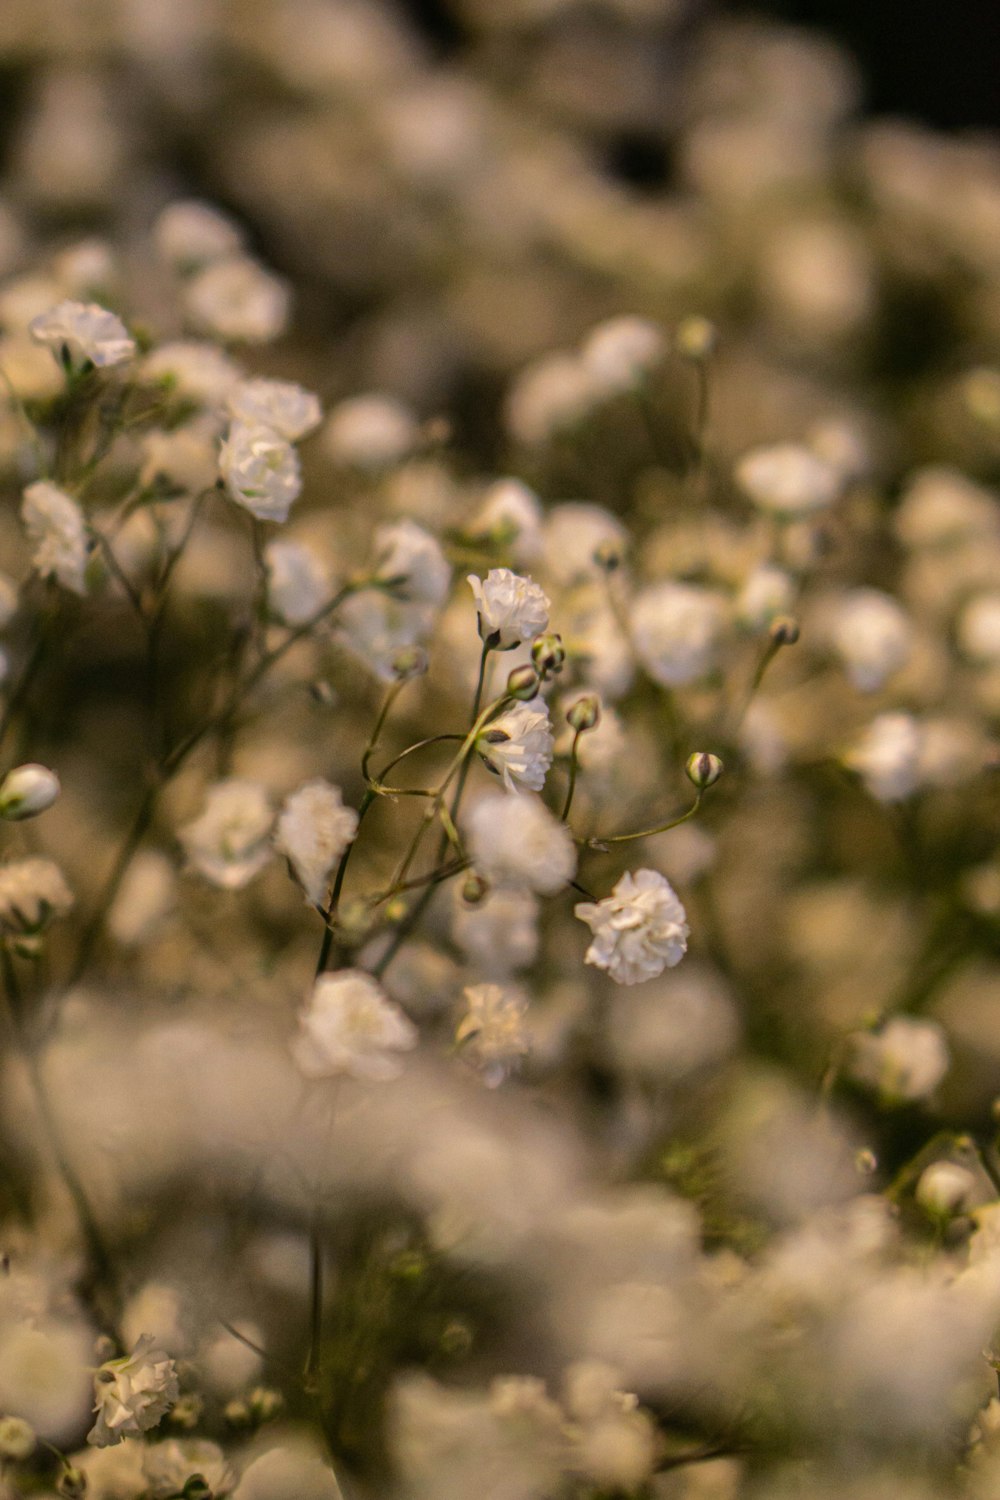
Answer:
468;568;550;649
630;583;726;687
87;1336;178;1448
183;256;290;344
292;970;418;1081
0;763;60;821
21;482;88;595
735;442;841;517
575;870;689;985
455;983;530;1087
29;299;135;369
845;713;924;802
264;540;332;625
275;780;359;906
0;857;73;935
477;700;554;792
848;1016;950;1105
226;378;322;441
374;520;451;607
831;588;912;692
179;780;274;890
465;792;576;894
219;421;302;523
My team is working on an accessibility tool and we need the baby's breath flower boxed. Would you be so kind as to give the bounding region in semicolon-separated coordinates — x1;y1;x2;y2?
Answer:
468;568;550;648
476;700;553;792
630;582;727;687
735;441;841;516
848;1016;950;1104
915;1161;976;1217
219;421;302;523
958;592;1000;665
226;378;322;441
375;520;451;607
275;779;359;906
0;857;73;934
455;982;530;1087
580;315;666;397
736;564;796;629
0;1415;35;1461
264;539;332;625
154;200;245;272
0;763;60;820
21;481;89;595
183;256;290;344
471;478;543;562
831;588;912;692
179;780;274;890
323;393;419;470
292;970;418;1082
575;870;689;985
845;712;924;802
142;1438;235;1499
87;1336;179;1448
465;792;576;894
141;341;243;405
541;504;627;586
29;298;135;368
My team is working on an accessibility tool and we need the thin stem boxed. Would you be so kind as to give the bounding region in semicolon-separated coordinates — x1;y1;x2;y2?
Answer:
361;680;409;783
585;791;702;849
69;785;158;986
315;788;377;976
304;1219;324;1390
561;730;583;822
372;734;464;784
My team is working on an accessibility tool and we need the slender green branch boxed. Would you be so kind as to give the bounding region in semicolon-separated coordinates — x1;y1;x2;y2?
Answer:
584;791;703;849
561;730;583;822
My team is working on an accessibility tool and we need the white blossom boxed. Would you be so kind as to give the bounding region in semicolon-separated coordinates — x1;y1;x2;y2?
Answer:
323;393;419;469
455;982;530;1087
139;421;219;496
179;780;274;889
219;421;302;523
465;792;576;894
736;564;797;629
580;315;666;397
541;504;627;586
0;763;60;820
846;713;924;802
735;441;842;516
0;1416;35;1461
29;298;135;368
21;481;89;594
275;779;359;906
292;969;418;1081
87;1335;178;1448
915;1162;976;1217
336;591;433;681
141;340;243;406
375;520;451;607
264;539;332;625
154;200;245;271
477;700;553;792
575;870;689;985
958;592;1000;665
451;886;539;976
505;350;597;446
183;256;290;344
848;1016;950;1104
468;568;550;648
0;857;73;934
831;588;912;691
630;582;727;687
143;1438;235;1499
226;378;322;441
471;478;543;563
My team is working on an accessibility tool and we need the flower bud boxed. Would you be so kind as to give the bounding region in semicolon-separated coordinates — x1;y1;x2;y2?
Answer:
248;1386;285;1423
593;538;622;573
0;1415;35;1461
506;664;540;701
391;644;429;680
182;1478;213;1500
675;315;718;361
0;764;60;821
566;694;601;734
57;1466;88;1499
461;872;489;905
309;679;336;706
769;615;800;647
93;1335;116;1363
685;751;723;789
531;633;565;677
915;1161;976;1218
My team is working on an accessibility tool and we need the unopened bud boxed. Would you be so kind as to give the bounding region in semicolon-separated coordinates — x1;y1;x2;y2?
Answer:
567;694;601;734
769;615;800;647
461;872;489;905
531;633;565;677
309;679;336;706
0;764;59;821
593;538;622;573
506;664;539;701
93;1335;116;1363
168;1392;203;1430
182;1478;212;1500
855;1147;878;1177
247;1386;284;1423
0;1415;35;1461
57;1466;87;1499
685;751;723;789
675;315;718;362
915;1161;976;1218
391;645;428;680
384;896;409;924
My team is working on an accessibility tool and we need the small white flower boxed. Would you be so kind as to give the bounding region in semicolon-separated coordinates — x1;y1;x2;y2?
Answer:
141;341;243;406
915;1161;975;1217
29;298;135;369
736;565;796;630
0;763;60;820
179;780;274;889
958;592;1000;665
183;256;290;344
0;857;73;934
226;378;322;441
468;568;550;649
264;539;332;625
465;792;576;894
275;780;359;906
735;441;841;516
831;588;912;692
451;885;539;976
541;504;627;586
336;591;432;681
0;1416;35;1461
139;421;219;496
143;1438;235;1499
848;1016;949;1104
219;421;302;523
505;350;597;446
471;478;543;563
323;393;419;469
21;481;88;595
154;200;245;271
580;315;666;397
477;700;553;792
87;1335;179;1448
630;582;727;687
292;970;418;1081
575;870;689;985
455;982;530;1087
374;519;451;607
846;713;924;802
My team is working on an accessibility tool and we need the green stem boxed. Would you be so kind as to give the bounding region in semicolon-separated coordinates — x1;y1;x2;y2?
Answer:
561;731;583;822
585;791;703;849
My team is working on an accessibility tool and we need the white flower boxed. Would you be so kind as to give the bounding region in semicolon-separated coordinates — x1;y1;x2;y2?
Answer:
264;539;332;625
468;568;550;648
542;504;627;586
580;315;666;397
179;780;274;889
291;970;418;1081
0;763;59;820
630;582;727;687
845;713;924;802
139;421;219;496
471;478;543;563
505;350;597;445
735;441;842;516
736;565;797;629
226;378;322;441
219;421;302;523
275;779;359;906
107;850;176;947
29;298;135;368
575;870;689;985
477;700;553;792
465;792;576;894
0;1416;35;1461
87;1335;179;1448
915;1162;976;1217
564;1362;656;1492
455;982;530;1087
21;481;88;594
451;886;539;976
143;1438;235;1498
154;200;245;271
375;520;451;607
831;588;912;691
323;393;419;469
231;1444;342;1500
141;341;243;406
183;256;290;344
848;1016;950;1104
0;857;73;934
336;592;432;681
958;592;1000;665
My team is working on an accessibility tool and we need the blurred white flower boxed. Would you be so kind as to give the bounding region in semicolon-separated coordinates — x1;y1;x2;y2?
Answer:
0;857;73;934
575;870;689;985
141;341;243;406
630;582;727;687
292;970;418;1082
471;478;543;563
29;298;134;368
0;763;59;821
143;1437;235;1498
179;780;274;889
323;393;419;470
563;1361;656;1492
915;1161;976;1217
107;849;176;947
154;200;245;271
275;779;359;906
375;519;451;607
451;886;539;976
455;982;530;1087
465;792;576;894
736;564;796;630
735;441;841;516
468;568;550;648
231;1444;343;1500
477;699;553;792
226;378;322;441
958;592;1000;665
87;1335;178;1448
831;588;912;691
184;257;290;344
542;504;627;586
264;539;332;625
21;481;88;594
0;1415;35;1460
848;1016;950;1104
580;315;666;397
219;421;302;523
845;713;924;802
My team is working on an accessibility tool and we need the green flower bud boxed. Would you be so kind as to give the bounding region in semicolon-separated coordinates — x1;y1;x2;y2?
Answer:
769;615;800;646
531;633;565;677
57;1466;87;1499
506;664;540;700
0;1415;35;1460
461;872;489;905
685;751;723;789
567;694;601;733
0;764;60;821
